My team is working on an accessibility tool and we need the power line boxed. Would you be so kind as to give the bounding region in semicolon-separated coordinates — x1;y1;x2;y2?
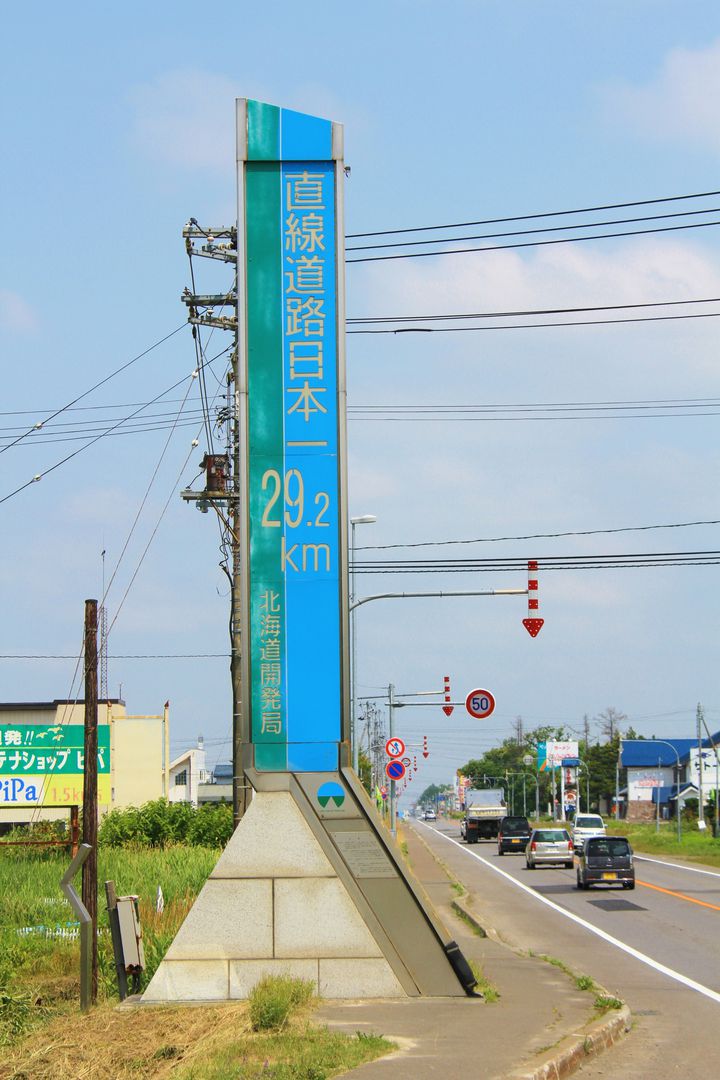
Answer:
0;345;231;508
356;517;720;551
346;187;720;239
346;205;720;253
5;400;719;448
347;218;720;264
98;378;197;632
353;550;720;573
0;325;186;457
347;310;720;333
347;296;720;325
0;653;230;660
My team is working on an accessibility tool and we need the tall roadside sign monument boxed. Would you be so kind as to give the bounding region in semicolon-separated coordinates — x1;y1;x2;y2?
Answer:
144;101;473;1002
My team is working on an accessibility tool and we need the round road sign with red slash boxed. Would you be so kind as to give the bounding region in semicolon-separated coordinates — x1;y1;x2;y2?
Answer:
465;688;496;720
386;759;406;781
385;737;406;758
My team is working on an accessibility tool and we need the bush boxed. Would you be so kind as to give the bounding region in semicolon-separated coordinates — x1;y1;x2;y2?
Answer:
248;974;314;1031
98;799;233;848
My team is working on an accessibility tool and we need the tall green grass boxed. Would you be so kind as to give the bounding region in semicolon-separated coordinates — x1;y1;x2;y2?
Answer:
606;820;720;866
0;843;219;1036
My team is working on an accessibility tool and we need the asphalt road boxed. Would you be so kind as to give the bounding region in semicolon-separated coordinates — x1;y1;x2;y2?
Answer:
412;818;720;1076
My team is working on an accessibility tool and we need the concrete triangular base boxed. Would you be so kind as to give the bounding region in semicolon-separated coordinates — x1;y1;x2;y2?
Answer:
143;791;407;1001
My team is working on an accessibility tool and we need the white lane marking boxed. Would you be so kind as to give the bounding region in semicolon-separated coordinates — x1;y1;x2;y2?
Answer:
419;822;720;1006
634;854;720;879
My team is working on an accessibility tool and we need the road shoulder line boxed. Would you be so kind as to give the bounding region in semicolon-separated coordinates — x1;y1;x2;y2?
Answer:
423;823;720;1006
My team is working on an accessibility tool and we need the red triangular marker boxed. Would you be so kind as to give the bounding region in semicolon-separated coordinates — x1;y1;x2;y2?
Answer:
422;751;429;759
523;618;544;637
442;705;454;716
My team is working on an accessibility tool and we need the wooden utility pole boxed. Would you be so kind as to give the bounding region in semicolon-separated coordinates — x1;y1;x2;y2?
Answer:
81;598;99;1004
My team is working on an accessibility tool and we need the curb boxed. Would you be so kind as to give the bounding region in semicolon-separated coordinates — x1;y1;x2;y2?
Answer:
507;1005;632;1080
451;897;632;1079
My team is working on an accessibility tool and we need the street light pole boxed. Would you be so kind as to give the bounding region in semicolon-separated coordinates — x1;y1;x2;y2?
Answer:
522;755;534;821
577;760;590;813
350;515;376;773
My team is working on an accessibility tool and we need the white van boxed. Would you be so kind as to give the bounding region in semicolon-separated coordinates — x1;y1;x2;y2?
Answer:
571;814;606;852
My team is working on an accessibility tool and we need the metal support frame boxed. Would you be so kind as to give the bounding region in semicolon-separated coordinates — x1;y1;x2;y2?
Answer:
105;880;128;1001
60;843;93;1012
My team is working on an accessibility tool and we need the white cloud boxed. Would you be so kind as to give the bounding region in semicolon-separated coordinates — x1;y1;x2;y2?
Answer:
601;38;720;152
0;289;38;333
355;238;720;317
351;237;720;388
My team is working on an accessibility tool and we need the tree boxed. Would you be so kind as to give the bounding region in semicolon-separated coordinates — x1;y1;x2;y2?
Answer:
417;782;452;806
585;736;621;811
595;707;627;742
358;749;372;795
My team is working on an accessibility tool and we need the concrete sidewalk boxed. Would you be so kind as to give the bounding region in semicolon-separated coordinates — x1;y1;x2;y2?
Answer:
317;823;630;1079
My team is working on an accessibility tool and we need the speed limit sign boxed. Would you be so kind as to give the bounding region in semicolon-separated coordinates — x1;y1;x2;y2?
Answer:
465;689;496;719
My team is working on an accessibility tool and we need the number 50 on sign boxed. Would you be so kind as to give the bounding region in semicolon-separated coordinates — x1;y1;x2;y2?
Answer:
465;689;496;720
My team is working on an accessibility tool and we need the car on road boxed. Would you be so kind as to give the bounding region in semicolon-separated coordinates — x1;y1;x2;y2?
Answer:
424;808;437;821
576;835;635;890
497;815;532;855
525;828;574;869
571;813;606;852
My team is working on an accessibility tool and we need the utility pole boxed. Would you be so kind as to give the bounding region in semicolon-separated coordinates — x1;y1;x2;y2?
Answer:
230;358;249;827
512;715;524;746
388;684;397;835
81;599;98;1005
697;702;706;830
583;714;590;749
180;223;247;827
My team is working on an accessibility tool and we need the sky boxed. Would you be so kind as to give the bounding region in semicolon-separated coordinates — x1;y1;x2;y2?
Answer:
1;2;719;802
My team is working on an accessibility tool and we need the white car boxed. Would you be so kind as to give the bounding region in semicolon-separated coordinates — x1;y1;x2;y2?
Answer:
424;809;437;821
571;814;606;852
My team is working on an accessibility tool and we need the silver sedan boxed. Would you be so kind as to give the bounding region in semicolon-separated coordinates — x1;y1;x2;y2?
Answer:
525;828;574;869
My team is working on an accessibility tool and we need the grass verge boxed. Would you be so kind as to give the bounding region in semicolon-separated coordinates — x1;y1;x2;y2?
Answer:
0;996;393;1080
468;961;500;1003
605;821;720;867
0;845;218;1046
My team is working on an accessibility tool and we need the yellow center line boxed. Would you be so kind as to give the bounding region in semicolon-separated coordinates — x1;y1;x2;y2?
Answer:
637;879;720;912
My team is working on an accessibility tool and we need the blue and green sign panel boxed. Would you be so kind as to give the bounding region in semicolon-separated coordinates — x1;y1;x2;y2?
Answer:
238;100;345;772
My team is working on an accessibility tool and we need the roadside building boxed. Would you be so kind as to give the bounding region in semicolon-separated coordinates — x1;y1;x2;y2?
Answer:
620;735;720;821
168;736;209;805
0;699;168;828
197;761;233;805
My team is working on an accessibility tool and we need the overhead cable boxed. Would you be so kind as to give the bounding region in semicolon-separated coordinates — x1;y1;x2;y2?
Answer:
355;517;720;551
347;219;720;264
0;345;231;507
0;325;185;457
346;205;720;253
347;186;720;239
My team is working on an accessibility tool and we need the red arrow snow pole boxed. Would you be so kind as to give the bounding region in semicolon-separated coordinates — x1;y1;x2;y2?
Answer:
442;675;454;716
522;560;544;637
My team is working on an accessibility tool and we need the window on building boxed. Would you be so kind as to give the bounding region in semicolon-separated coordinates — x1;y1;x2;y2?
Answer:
175;769;187;786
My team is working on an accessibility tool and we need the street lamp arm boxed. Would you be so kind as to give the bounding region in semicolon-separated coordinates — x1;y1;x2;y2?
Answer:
350;588;527;611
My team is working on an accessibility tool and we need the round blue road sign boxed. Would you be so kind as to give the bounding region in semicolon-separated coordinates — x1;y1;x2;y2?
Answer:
386;759;406;781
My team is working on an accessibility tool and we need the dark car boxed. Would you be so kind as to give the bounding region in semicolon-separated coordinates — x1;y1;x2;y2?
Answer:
576;835;635;890
497;815;532;855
